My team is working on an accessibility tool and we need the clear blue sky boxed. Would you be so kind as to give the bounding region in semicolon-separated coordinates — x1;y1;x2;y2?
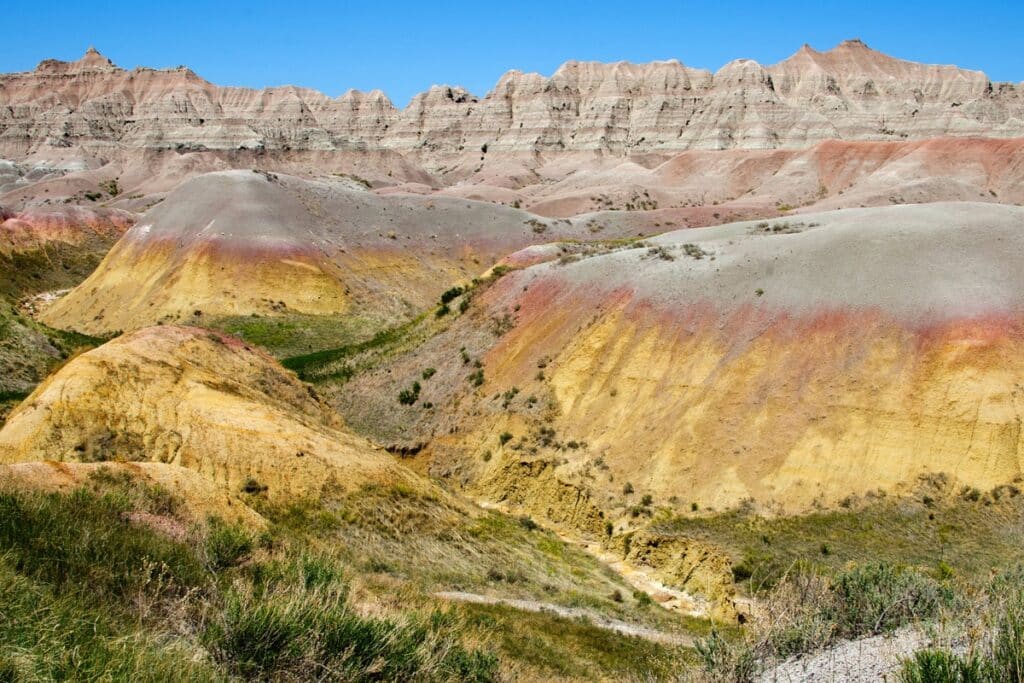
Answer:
3;0;1022;106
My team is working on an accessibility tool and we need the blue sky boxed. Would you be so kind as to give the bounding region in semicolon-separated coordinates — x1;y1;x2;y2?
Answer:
3;1;1022;106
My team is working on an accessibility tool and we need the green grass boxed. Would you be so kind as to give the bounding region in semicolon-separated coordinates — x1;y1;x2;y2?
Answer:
280;312;429;380
0;298;112;409
898;567;1024;682
0;240;114;302
0;476;219;681
458;602;695;680
206;559;497;681
694;562;960;681
281;267;514;383
0;475;499;682
208;312;390;359
653;489;1024;592
0;487;207;596
0;472;711;681
0;563;221;682
260;484;704;639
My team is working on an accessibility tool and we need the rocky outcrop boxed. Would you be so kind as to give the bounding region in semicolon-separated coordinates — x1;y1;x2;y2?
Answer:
2;41;1022;161
616;530;738;621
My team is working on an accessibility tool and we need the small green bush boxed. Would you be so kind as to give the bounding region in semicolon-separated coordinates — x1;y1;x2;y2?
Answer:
900;649;987;683
204;518;253;570
633;590;653;608
695;631;757;683
828;563;951;637
398;381;421;405
440;286;464;305
517;516;539;531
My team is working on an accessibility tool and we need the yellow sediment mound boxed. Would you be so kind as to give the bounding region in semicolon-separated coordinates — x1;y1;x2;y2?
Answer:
40;239;350;334
0;326;423;502
480;304;1024;511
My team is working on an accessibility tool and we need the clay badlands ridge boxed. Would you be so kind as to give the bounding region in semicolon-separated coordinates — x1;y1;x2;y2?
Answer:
1;39;1024;679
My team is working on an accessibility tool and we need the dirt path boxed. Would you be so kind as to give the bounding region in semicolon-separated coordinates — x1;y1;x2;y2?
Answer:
434;591;695;646
756;627;931;682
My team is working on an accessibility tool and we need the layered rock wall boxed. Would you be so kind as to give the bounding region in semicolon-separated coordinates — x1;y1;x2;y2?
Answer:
3;41;1022;160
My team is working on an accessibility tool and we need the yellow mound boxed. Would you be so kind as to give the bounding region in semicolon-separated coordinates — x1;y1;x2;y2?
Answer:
461;302;1024;513
40;239;351;334
0;326;422;503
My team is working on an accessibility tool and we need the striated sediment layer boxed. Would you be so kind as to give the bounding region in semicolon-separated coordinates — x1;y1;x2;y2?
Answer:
38;169;640;334
2;40;1022;164
339;202;1024;514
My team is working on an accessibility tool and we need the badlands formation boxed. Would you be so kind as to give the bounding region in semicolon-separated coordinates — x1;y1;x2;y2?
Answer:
2;40;1023;160
369;202;1024;512
1;39;1024;680
3;40;1024;219
40;169;638;334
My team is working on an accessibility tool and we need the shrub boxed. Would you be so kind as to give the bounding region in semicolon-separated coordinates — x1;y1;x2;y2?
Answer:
695;632;758;683
898;568;1024;682
517;516;539;531
757;572;837;659
398;381;421;405
422;367;436;380
204;518;253;570
440;286;464;305
498;432;513;446
900;649;987;683
241;478;267;495
623;482;634;495
828;563;951;638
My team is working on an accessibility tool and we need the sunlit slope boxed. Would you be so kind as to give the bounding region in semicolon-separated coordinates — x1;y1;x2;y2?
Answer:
0;326;422;500
426;202;1024;512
